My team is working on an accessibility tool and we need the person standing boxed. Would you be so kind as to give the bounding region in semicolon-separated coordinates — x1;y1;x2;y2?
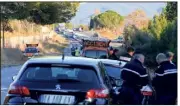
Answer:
71;46;75;56
120;46;135;62
165;51;175;65
109;49;119;60
75;47;80;57
118;54;148;105
152;53;177;105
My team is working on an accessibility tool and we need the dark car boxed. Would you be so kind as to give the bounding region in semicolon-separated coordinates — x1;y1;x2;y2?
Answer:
4;56;115;105
100;59;127;104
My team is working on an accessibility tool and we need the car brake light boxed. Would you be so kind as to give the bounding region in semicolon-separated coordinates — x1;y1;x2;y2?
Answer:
86;89;109;98
8;85;30;96
141;91;153;96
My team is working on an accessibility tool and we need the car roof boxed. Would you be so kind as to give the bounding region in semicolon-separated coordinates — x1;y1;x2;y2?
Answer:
99;59;127;67
27;56;100;67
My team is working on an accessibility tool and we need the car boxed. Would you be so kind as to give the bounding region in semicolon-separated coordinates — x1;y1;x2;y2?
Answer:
99;59;127;104
4;56;116;105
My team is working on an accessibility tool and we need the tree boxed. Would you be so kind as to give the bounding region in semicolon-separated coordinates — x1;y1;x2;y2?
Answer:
165;2;177;21
92;10;124;29
1;2;80;25
148;14;167;40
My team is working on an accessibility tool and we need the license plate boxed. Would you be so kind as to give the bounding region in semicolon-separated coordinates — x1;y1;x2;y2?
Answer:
39;94;75;104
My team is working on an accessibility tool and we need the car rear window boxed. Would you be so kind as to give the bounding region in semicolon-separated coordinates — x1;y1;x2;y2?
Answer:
85;50;107;58
84;50;97;58
25;48;37;53
20;64;100;85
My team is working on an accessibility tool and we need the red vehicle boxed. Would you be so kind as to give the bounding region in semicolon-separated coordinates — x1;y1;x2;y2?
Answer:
81;39;111;59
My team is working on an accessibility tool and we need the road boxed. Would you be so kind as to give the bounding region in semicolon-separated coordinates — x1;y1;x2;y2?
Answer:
1;37;81;104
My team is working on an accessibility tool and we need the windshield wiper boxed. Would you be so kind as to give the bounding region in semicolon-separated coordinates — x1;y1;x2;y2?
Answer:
56;79;82;82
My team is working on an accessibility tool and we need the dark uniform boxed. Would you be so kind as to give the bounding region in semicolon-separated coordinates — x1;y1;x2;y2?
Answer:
118;59;148;105
152;61;177;105
71;46;75;56
109;53;119;60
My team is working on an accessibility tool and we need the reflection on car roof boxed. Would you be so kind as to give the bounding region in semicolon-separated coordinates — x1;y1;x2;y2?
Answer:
99;59;127;67
27;56;100;66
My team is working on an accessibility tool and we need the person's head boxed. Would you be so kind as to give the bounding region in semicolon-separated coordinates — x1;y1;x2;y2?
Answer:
127;47;135;56
113;49;119;55
133;54;145;64
156;53;168;64
165;51;174;61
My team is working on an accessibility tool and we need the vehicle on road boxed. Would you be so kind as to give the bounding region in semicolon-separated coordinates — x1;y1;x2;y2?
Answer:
4;56;117;105
22;44;39;59
112;36;124;43
81;39;111;59
100;59;127;104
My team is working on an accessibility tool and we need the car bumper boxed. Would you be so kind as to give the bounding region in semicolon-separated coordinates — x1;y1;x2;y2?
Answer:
4;96;109;105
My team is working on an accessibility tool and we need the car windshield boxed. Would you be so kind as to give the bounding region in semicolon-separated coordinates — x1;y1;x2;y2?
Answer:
25;48;37;53
85;50;107;58
20;64;100;86
104;64;121;79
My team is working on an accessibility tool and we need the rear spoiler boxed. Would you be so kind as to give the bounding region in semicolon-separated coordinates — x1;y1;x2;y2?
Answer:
26;44;38;47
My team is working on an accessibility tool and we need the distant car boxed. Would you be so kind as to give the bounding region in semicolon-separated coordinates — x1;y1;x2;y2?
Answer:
23;47;39;58
112;36;124;43
4;56;118;105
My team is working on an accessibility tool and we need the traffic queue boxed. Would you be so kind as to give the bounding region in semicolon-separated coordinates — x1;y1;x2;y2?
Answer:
4;38;177;105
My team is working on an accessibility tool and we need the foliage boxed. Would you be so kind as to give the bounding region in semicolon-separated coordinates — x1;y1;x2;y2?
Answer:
165;2;177;21
123;3;177;67
1;2;80;25
148;14;167;40
90;10;124;30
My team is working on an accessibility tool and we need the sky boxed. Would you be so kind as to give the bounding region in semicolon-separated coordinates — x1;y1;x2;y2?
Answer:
70;2;167;26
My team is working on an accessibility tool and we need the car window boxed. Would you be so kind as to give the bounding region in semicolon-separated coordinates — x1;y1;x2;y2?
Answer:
25;48;37;53
98;51;107;58
85;50;107;58
104;64;121;79
20;64;100;85
84;50;97;58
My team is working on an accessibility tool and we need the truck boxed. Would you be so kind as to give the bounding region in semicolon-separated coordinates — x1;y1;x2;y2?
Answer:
81;39;111;59
22;44;40;59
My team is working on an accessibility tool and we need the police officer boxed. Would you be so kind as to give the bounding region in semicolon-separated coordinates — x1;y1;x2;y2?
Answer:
75;47;80;57
118;54;148;105
71;46;75;56
152;53;177;105
109;49;119;60
120;46;135;62
165;51;175;66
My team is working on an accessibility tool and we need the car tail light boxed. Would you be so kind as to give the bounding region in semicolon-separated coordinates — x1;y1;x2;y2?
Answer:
86;89;109;98
8;84;30;96
141;91;153;96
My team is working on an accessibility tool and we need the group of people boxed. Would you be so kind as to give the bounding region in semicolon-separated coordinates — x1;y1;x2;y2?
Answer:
109;46;177;105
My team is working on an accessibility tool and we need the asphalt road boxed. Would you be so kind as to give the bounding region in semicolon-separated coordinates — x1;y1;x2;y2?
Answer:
1;37;81;104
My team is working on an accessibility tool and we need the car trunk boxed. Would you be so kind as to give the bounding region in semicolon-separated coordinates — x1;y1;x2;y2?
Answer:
19;81;95;105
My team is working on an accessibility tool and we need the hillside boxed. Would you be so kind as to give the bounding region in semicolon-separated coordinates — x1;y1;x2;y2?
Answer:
1;20;69;67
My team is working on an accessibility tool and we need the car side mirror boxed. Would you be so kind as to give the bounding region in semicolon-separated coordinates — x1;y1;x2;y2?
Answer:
12;76;17;81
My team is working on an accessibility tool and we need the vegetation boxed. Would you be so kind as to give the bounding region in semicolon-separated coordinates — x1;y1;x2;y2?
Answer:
89;10;124;30
123;2;177;67
1;2;80;25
